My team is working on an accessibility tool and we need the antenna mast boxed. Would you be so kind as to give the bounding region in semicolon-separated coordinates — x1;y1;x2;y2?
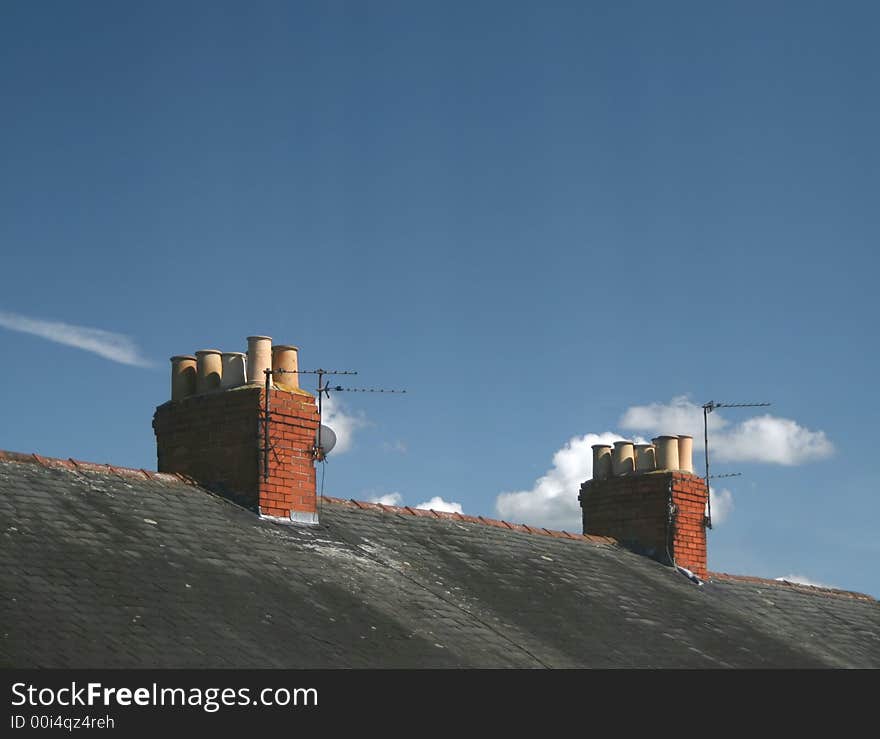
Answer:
702;400;770;529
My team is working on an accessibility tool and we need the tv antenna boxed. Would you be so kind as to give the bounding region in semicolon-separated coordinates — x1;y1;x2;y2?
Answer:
702;400;770;529
262;368;406;481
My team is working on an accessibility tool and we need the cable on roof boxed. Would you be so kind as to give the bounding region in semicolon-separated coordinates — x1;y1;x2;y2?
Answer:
665;476;678;570
318;458;326;519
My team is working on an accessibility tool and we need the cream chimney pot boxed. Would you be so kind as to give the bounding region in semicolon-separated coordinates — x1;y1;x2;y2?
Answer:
612;441;635;476
221;352;247;389
591;444;613;481
195;350;223;394
246;336;272;385
169;355;197;401
677;435;694;473
272;345;300;391
635;443;657;472
653;435;680;471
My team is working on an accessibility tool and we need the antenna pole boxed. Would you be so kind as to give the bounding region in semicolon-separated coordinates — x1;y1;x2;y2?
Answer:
315;369;325;461
702;400;771;530
704;403;711;528
263;368;271;482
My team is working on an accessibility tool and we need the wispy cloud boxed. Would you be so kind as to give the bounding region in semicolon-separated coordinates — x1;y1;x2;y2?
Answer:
0;310;153;368
382;440;408;454
620;396;834;465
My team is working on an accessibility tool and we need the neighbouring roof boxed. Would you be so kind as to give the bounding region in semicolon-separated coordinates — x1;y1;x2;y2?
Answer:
1;451;878;668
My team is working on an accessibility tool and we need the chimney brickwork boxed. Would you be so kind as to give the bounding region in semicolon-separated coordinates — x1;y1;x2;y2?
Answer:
152;385;319;522
579;471;708;578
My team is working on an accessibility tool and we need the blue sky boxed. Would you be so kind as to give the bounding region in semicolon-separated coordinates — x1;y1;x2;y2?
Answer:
2;2;878;596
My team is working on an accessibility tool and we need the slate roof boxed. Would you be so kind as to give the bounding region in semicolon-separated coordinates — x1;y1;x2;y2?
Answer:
1;451;878;668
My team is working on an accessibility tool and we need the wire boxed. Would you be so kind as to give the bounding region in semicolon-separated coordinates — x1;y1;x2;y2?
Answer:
331;387;407;394
665;477;678;569
318;459;326;518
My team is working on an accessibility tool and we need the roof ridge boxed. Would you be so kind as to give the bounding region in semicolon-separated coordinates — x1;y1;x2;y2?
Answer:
708;571;875;603
0;448;616;548
320;495;616;547
0;448;197;487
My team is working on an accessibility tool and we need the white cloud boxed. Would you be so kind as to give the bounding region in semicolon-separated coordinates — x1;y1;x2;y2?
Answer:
492;398;831;537
775;574;835;590
708;487;734;524
367;492;463;513
416;496;463;514
620;397;834;466
491;432;744;533
717;415;834;466
368;492;403;506
495;432;625;532
320;393;367;455
0;310;153;367
620;395;724;440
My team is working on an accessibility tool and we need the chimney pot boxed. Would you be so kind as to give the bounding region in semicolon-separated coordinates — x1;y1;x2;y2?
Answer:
634;443;656;472
195;350;223;394
169;355;197;401
246;336;272;385
653;435;680;471
677;435;694;473
272;345;300;391
611;441;635;476
220;352;247;389
591;444;613;481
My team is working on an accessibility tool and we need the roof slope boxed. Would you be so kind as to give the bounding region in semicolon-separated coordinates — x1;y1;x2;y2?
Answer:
1;455;878;668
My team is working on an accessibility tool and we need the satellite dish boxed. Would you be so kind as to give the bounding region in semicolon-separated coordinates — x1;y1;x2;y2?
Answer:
315;425;337;457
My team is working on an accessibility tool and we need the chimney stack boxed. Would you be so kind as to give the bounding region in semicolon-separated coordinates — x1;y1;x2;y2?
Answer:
154;335;320;524
579;431;708;578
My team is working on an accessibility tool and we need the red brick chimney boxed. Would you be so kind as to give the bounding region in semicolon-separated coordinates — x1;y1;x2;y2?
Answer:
579;438;708;578
153;337;320;524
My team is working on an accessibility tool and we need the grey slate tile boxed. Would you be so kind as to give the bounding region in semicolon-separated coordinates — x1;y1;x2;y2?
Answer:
1;457;878;668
